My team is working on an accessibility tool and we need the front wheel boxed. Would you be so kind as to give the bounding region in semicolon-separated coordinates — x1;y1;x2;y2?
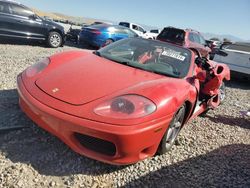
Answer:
47;31;62;48
158;104;186;154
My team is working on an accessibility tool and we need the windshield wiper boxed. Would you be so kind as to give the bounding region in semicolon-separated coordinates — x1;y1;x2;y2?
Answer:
153;70;180;78
108;58;130;65
93;51;102;57
111;60;129;65
129;63;180;78
97;53;131;66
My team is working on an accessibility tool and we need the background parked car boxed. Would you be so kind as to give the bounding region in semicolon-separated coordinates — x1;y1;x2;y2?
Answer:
157;27;211;58
90;21;113;25
213;42;250;79
206;39;221;50
79;24;138;48
66;26;81;43
206;39;222;59
119;22;146;37
0;0;65;48
143;29;161;39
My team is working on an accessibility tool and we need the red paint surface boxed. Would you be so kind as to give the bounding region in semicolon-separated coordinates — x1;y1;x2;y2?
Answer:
17;49;230;165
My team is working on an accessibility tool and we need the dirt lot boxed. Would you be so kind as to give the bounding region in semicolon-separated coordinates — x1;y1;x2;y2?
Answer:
0;42;249;188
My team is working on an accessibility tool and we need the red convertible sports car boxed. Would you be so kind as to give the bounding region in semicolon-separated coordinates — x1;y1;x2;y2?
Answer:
17;38;230;165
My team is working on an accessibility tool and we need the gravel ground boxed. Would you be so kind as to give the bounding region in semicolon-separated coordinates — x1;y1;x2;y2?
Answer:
0;42;249;188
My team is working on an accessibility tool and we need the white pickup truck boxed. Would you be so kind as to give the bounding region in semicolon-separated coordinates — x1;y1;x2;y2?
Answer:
143;29;161;39
118;22;146;37
213;43;250;79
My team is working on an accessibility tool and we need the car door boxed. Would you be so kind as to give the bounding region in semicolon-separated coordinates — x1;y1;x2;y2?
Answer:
0;1;13;37
8;3;47;40
188;33;199;50
189;33;205;57
112;27;128;41
138;26;146;35
132;24;144;37
125;28;138;38
198;34;210;57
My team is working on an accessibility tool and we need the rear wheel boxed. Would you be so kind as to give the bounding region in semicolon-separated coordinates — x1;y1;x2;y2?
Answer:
158;104;186;154
47;31;62;48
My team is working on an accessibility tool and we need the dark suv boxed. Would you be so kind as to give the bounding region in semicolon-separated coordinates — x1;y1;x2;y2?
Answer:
157;27;211;58
0;0;65;48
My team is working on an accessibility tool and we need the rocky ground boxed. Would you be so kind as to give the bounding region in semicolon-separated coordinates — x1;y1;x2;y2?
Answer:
0;41;249;188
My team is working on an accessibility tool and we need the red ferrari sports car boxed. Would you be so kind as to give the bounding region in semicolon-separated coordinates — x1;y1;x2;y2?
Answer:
17;38;230;165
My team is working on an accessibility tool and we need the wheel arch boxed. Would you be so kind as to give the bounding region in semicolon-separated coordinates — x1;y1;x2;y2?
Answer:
47;29;64;47
48;29;64;38
183;100;194;125
157;101;190;154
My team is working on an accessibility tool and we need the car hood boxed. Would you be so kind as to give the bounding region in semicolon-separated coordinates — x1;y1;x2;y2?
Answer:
35;54;163;105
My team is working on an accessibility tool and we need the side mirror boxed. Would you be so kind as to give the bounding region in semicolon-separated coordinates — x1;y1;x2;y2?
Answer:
143;30;146;34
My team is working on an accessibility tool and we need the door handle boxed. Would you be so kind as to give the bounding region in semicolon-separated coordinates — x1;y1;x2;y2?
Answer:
17;20;24;23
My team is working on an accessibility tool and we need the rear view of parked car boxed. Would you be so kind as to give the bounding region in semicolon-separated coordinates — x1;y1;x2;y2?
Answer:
157;27;211;58
66;27;81;43
79;24;138;48
206;39;222;59
0;0;65;48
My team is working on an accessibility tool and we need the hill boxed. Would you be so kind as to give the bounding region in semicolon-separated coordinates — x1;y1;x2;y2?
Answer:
32;8;110;25
33;8;246;42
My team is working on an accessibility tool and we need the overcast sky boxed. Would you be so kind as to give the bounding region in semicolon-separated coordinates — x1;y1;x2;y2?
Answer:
18;0;250;40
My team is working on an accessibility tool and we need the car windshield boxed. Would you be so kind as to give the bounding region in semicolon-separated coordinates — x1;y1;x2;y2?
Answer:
97;38;191;78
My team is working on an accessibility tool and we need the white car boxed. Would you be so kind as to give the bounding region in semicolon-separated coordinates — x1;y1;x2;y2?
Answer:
213;43;250;78
119;22;146;37
143;29;161;39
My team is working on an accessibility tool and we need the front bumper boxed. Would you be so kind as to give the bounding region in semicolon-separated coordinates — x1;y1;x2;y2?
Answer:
17;76;171;165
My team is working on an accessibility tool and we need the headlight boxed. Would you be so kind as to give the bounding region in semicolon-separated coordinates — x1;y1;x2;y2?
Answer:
94;95;156;119
25;57;50;77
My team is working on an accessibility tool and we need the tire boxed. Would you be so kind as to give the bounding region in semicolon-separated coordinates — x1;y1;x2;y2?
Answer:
47;31;62;48
158;104;186;154
103;39;113;47
76;35;80;44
